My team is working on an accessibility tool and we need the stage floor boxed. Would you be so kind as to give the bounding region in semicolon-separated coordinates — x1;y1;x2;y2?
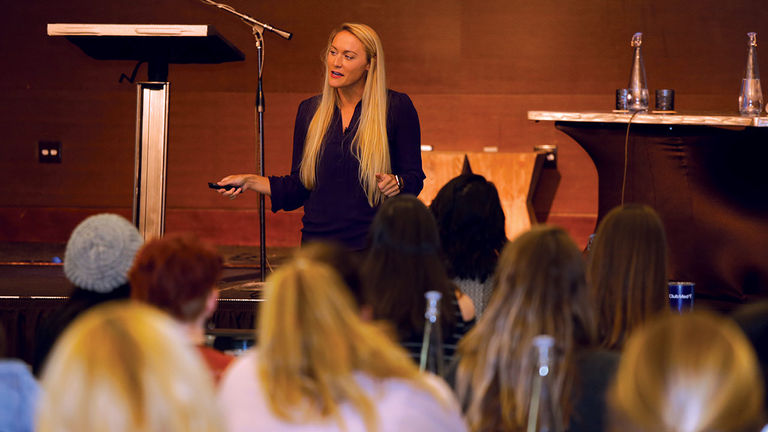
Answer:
0;242;295;363
0;242;295;297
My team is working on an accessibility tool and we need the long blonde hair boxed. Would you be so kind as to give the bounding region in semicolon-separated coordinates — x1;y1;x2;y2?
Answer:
587;204;668;349
300;23;390;207
456;225;596;431
257;253;442;432
609;312;764;432
37;301;223;432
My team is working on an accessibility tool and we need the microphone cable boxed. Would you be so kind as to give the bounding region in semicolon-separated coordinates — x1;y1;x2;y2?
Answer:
621;111;642;204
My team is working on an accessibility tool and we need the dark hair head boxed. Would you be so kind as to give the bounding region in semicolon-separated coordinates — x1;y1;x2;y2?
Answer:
128;234;222;322
587;203;668;350
296;241;364;307
430;174;506;281
368;194;441;255
363;195;455;337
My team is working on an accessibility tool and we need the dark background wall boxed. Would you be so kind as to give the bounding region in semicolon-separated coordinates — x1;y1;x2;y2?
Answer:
2;0;766;247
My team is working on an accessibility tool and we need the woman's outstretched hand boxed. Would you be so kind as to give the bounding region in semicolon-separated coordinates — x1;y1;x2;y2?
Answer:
215;174;248;199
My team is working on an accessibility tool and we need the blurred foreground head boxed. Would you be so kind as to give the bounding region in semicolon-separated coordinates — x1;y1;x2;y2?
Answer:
258;253;439;430
37;301;223;432
609;311;764;432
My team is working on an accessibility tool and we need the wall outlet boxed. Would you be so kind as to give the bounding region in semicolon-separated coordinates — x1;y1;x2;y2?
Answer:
39;141;62;163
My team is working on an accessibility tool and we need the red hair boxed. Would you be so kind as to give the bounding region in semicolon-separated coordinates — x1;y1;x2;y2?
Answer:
129;234;222;322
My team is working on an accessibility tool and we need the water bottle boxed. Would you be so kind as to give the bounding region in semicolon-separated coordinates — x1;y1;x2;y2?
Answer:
526;335;563;432
419;290;445;376
739;32;763;116
627;32;649;113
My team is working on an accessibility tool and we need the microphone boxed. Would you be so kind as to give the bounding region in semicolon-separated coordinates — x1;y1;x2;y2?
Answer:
198;0;292;40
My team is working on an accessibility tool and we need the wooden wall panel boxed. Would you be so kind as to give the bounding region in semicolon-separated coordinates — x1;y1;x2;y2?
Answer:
1;0;766;247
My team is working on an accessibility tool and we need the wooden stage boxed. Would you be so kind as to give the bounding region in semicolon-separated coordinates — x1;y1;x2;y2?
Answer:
0;242;294;364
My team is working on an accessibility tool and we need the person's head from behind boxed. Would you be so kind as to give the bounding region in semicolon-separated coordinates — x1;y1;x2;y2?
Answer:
37;301;222;432
259;254;423;430
457;225;595;431
363;195;454;335
587;203;668;349
609;311;764;432
430;173;506;282
128;234;222;327
295;241;364;308
63;213;144;296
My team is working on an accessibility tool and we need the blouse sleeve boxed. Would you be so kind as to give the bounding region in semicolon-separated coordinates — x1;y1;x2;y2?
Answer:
388;92;425;196
268;98;315;212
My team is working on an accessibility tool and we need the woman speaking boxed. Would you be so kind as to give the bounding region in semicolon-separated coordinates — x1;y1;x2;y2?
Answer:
217;23;424;250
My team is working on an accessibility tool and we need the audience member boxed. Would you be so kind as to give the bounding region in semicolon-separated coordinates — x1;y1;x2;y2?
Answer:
128;234;234;384
430;174;506;317
587;203;668;350
456;225;617;432
37;301;224;432
296;241;365;308
361;195;475;366
608;311;764;432
32;213;143;375
218;255;467;432
0;322;39;432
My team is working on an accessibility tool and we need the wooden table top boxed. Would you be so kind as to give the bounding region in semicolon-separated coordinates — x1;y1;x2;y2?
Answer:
527;111;768;127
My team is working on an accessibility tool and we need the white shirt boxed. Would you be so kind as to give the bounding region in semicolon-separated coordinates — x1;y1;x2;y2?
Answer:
218;350;468;432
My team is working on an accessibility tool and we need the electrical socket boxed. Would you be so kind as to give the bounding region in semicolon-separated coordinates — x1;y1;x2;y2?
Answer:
39;141;62;163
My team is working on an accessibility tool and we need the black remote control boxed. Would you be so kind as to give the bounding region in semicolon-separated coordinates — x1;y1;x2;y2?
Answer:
208;182;238;191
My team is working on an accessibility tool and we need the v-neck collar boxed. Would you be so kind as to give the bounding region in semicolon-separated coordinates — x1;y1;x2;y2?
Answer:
337;100;363;135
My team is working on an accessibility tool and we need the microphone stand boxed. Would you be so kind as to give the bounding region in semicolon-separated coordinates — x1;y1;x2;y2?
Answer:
254;28;266;282
199;0;292;281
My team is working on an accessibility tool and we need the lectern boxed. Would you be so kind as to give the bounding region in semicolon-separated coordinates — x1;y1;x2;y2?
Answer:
47;24;245;240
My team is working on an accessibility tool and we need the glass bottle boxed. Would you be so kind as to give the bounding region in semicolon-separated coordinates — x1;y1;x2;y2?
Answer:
526;335;563;432
627;32;649;112
419;290;445;377
739;32;763;116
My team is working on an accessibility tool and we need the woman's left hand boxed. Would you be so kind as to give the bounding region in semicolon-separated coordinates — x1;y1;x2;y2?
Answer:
375;173;401;197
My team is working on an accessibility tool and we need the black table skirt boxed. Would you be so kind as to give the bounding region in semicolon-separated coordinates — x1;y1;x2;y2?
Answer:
557;121;768;310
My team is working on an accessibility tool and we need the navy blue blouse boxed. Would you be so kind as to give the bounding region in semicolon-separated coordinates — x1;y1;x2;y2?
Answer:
268;90;424;250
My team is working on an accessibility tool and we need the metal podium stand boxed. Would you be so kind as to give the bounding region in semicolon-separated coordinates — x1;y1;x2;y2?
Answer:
47;24;244;240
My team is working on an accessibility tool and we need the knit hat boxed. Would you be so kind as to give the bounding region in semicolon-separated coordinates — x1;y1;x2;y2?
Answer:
63;214;144;293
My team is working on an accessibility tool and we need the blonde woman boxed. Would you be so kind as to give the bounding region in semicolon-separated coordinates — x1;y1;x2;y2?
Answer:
456;226;617;432
609;311;765;432
37;301;224;432
587;203;668;350
216;23;423;250
218;255;467;432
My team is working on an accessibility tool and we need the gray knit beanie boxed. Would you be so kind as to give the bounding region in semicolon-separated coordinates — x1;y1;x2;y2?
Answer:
63;214;144;293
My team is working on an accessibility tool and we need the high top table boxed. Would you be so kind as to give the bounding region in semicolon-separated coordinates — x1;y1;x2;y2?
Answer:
529;111;768;311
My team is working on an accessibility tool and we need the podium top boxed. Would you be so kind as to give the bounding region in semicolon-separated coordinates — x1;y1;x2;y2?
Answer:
47;24;245;64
